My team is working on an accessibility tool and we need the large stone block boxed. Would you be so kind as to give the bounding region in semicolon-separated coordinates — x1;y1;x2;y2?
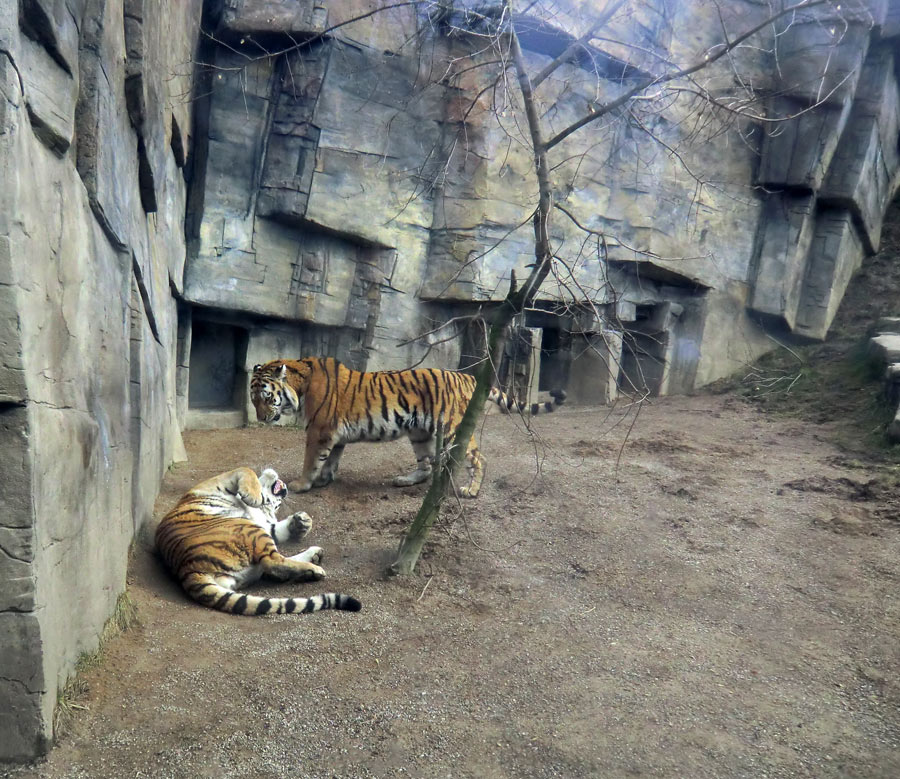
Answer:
257;49;328;223
222;0;326;35
820;45;900;252
771;16;868;105
796;211;865;341
868;333;900;364
19;0;80;75
749;194;816;330
567;331;622;405
820;114;896;253
757;96;853;190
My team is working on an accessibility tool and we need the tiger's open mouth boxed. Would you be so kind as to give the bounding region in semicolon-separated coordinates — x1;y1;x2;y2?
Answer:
272;479;287;498
272;413;281;422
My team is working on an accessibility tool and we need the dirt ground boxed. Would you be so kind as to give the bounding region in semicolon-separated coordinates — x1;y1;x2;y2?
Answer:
5;395;900;779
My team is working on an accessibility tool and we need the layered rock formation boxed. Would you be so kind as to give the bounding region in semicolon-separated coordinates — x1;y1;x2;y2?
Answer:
181;1;900;426
2;0;900;761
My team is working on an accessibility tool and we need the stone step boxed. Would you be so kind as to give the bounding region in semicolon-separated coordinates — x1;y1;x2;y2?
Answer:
185;408;246;430
868;328;900;443
872;316;900;335
868;333;900;363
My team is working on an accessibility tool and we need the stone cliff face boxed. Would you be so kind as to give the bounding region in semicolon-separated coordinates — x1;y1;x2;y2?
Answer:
1;0;899;761
1;0;201;760
181;0;900;423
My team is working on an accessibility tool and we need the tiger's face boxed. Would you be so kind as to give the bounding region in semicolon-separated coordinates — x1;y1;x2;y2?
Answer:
250;364;300;423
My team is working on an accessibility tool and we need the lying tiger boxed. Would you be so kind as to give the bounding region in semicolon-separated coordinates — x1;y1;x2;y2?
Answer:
250;357;565;498
155;466;361;616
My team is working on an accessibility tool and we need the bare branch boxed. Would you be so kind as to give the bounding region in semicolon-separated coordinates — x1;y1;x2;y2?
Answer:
543;0;838;151
530;0;629;89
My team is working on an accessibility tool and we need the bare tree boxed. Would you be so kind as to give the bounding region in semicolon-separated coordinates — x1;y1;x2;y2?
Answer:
389;0;867;574
189;0;869;573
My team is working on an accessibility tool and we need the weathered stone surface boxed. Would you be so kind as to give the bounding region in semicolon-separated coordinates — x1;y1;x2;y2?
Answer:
0;615;47;761
18;32;77;154
749;194;816;329
757;97;853;190
75;0;142;247
567;332;622;405
869;333;900;364
796;211;865;341
873;316;900;334
256;48;328;223
867;329;900;444
222;0;326;35
1;0;199;761
19;0;80;75
770;15;869;106
820;46;900;252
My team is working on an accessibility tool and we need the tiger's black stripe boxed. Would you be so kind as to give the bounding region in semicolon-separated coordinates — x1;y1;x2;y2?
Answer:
250;358;565;498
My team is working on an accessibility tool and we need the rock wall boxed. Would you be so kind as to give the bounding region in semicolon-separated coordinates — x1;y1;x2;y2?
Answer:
181;1;900;420
0;0;201;761
2;0;900;762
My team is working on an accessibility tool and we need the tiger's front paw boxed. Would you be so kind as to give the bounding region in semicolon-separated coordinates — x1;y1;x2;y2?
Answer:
288;511;313;539
288;479;312;493
306;564;326;581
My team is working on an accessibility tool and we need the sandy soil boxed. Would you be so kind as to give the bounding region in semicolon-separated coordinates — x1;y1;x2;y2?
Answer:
4;395;900;779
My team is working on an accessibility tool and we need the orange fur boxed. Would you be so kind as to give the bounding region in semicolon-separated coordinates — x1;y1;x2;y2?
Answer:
155;466;361;616
250;357;564;497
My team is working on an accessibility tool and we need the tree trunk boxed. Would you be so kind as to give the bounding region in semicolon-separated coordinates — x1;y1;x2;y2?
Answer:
388;10;555;575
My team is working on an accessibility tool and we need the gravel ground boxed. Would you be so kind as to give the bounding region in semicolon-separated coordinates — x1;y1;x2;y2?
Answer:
4;394;900;778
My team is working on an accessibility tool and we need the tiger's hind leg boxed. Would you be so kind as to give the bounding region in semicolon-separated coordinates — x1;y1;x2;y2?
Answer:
393;436;434;487
456;435;485;498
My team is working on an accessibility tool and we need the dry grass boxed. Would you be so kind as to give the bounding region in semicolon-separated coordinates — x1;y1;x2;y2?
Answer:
53;591;140;737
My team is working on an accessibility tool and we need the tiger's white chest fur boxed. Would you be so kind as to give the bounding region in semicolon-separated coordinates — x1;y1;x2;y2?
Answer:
239;499;279;529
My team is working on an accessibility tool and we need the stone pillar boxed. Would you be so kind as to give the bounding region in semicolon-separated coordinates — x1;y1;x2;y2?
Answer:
567;331;623;405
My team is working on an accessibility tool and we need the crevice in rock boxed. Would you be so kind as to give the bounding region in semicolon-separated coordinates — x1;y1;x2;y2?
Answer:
136;135;157;213
131;255;162;346
183;2;224;255
170;113;186;168
25;102;71;155
0;48;25;96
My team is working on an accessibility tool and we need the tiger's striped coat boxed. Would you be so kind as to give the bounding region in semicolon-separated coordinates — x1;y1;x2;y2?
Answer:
250;357;565;497
155;467;361;616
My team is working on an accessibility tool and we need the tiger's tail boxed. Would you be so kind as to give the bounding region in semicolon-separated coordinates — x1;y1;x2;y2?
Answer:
487;387;566;414
182;574;362;616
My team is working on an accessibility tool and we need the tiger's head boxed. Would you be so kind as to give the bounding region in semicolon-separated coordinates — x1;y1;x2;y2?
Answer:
257;468;288;509
250;362;301;423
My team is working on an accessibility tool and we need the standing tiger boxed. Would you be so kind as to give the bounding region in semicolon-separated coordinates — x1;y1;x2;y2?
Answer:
250;357;565;498
155;466;361;616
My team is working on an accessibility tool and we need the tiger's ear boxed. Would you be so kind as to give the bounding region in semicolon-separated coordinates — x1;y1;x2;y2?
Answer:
277;365;288;381
253;364;262;372
283;384;300;412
